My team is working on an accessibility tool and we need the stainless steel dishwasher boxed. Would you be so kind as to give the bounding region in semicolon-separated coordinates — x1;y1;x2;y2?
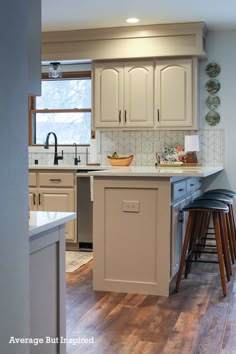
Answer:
76;173;93;250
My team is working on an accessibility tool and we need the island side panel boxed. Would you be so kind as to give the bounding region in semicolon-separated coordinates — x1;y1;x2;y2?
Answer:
29;225;66;354
93;177;171;296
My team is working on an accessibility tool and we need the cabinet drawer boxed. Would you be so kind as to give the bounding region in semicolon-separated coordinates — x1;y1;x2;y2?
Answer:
38;173;74;187
29;173;37;187
186;177;197;193
196;178;203;190
172;180;187;201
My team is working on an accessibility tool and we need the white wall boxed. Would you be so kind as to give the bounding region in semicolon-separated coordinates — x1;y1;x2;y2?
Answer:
201;30;236;191
0;2;30;353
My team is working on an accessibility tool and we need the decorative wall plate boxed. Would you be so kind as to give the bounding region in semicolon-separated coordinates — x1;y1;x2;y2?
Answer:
205;111;220;126
205;63;221;77
206;79;221;94
206;95;221;110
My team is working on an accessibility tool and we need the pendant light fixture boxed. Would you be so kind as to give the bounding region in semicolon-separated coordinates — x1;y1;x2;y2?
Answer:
48;62;62;78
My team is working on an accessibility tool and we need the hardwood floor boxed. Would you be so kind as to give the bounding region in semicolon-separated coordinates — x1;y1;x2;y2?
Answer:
66;261;236;354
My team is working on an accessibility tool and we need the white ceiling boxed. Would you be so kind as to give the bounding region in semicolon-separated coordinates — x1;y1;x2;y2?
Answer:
42;0;236;32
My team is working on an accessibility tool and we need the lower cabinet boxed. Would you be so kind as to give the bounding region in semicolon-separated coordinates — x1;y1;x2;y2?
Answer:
170;177;202;279
171;198;186;278
29;171;77;243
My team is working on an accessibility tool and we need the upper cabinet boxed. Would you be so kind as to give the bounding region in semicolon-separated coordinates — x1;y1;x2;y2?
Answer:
93;61;154;129
154;58;198;129
93;58;198;130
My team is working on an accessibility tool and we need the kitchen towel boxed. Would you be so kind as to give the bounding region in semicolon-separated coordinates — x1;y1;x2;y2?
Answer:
89;138;98;163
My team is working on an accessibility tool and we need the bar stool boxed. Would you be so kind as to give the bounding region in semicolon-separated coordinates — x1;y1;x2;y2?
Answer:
195;193;236;265
175;199;230;296
204;190;236;259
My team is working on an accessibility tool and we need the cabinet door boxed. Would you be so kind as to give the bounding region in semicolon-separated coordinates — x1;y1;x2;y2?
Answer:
94;63;123;128
38;188;76;243
171;199;186;278
29;188;37;211
155;59;193;128
124;62;154;128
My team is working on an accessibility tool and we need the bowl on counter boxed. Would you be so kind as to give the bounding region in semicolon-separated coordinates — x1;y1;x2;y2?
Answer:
107;154;134;166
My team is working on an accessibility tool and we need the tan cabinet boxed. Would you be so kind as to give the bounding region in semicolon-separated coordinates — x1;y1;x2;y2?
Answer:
94;61;154;129
29;171;77;243
154;58;198;129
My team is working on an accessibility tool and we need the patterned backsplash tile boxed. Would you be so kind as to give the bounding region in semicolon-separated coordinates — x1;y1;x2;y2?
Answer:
29;129;224;167
99;129;224;167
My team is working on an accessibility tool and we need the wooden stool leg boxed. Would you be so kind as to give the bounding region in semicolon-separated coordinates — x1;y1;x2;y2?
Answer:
220;213;232;280
226;212;235;264
229;205;236;258
213;213;227;296
185;212;201;277
176;212;195;292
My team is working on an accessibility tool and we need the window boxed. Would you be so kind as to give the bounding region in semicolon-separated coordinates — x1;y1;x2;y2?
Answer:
29;71;91;145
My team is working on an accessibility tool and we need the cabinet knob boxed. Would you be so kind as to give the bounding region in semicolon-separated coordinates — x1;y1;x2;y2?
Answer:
50;178;62;182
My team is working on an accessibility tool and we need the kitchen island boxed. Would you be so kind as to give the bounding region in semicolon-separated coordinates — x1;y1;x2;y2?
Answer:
29;211;76;354
89;165;223;296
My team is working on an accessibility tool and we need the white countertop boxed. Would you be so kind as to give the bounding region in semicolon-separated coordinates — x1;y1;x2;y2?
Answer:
29;164;224;177
29;164;108;171
87;165;224;177
29;211;76;237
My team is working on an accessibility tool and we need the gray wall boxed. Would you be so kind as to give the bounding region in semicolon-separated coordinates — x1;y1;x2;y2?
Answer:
201;30;236;191
0;1;30;353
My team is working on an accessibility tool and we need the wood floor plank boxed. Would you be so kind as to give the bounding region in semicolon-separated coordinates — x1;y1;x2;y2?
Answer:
221;293;236;353
65;258;236;354
161;311;200;354
193;302;229;354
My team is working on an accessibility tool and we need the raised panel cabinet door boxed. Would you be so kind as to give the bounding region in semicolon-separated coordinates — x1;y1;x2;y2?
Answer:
29;188;37;211
155;59;193;128
38;188;76;243
124;62;154;128
94;63;123;128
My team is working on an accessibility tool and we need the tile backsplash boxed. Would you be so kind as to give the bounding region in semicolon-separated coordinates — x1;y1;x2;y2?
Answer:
29;129;224;167
99;129;224;166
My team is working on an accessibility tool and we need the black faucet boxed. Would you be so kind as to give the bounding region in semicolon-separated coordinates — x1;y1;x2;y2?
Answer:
73;143;81;165
44;132;63;165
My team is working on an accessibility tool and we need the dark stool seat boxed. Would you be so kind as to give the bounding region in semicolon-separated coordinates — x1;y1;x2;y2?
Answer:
205;189;236;198
175;200;230;296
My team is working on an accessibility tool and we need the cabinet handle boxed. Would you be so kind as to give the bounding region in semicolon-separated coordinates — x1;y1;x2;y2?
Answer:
38;193;41;205
119;110;121;123
33;193;36;205
50;178;62;182
179;210;184;223
124;110;127;123
178;188;184;192
190;184;195;187
157;109;160;122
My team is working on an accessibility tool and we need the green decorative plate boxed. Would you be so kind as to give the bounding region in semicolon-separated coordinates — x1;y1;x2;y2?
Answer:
205;63;221;78
206;95;221;110
205;111;220;126
206;79;221;94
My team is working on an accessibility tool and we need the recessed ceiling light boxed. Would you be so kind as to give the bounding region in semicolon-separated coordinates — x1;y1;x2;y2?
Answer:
126;18;140;24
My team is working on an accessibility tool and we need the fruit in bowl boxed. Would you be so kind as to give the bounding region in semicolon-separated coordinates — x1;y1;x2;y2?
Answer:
107;152;134;166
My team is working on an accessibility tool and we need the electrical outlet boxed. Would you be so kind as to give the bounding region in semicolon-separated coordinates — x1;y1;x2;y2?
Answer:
122;200;140;213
